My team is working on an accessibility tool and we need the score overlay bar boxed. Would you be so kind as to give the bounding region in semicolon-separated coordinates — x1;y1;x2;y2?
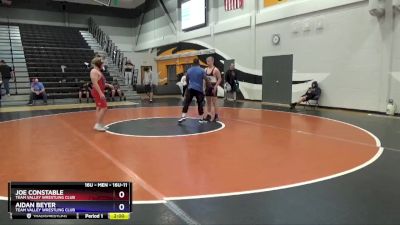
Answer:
8;182;132;220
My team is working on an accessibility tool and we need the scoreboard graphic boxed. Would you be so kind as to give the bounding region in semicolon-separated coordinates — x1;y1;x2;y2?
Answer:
8;182;132;220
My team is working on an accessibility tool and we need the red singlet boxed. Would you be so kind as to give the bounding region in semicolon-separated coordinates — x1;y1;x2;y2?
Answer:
91;69;107;109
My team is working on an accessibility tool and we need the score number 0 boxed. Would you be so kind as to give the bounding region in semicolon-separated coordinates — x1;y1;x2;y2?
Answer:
118;191;126;211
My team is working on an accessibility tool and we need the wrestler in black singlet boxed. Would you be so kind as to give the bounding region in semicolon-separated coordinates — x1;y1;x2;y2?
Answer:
205;67;217;97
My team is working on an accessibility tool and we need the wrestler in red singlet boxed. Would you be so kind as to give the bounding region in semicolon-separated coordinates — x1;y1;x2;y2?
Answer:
90;56;110;132
91;70;107;109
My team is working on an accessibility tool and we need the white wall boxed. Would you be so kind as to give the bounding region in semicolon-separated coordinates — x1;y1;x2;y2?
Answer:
256;2;386;111
390;8;400;111
99;25;134;51
136;0;177;50
131;0;400;112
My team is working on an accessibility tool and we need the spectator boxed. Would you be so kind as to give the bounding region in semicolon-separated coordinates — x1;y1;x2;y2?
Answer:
143;67;155;103
79;82;92;103
225;63;239;101
104;83;115;101
27;78;48;105
111;79;126;101
0;79;2;101
124;60;134;86
176;72;187;98
0;60;15;96
290;81;321;110
133;68;138;88
180;72;187;98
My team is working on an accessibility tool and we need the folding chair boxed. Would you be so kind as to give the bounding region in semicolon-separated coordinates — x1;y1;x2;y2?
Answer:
304;89;321;110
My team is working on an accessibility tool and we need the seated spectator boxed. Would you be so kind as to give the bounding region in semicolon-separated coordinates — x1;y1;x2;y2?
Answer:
27;78;48;105
104;83;115;101
290;81;321;109
79;82;92;103
111;79;126;101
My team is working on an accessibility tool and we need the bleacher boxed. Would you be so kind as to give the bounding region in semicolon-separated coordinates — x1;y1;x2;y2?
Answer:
19;24;113;100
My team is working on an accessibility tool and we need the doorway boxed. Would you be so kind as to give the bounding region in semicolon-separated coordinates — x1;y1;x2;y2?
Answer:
262;55;293;105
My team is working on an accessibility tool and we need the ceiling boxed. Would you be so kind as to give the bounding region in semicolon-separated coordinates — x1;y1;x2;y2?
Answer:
53;0;145;9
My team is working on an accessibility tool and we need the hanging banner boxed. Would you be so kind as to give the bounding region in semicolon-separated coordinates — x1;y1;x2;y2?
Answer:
264;0;287;7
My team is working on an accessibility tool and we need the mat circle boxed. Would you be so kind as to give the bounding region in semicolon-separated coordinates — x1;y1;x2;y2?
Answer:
106;117;225;137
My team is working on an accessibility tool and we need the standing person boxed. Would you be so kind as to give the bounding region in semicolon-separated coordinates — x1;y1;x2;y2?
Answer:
124;60;134;86
0;79;2;102
133;68;138;89
90;56;110;132
180;72;187;98
225;63;239;101
143;67;154;103
204;56;222;122
0;60;15;96
178;59;210;123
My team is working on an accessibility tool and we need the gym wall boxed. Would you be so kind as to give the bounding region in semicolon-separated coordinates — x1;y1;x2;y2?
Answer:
135;0;400;113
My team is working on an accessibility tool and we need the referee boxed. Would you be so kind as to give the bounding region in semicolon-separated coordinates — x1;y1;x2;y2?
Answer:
178;58;210;123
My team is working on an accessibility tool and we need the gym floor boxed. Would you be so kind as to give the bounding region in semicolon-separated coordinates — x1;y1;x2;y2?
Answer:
0;97;399;225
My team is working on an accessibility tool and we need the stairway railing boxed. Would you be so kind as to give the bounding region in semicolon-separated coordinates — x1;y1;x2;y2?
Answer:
7;17;18;95
88;18;127;75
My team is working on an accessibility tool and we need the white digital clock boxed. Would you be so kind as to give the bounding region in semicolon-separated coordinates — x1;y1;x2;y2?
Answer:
272;34;281;45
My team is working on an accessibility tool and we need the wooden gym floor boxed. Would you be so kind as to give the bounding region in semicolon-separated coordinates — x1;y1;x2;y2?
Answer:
0;98;399;225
